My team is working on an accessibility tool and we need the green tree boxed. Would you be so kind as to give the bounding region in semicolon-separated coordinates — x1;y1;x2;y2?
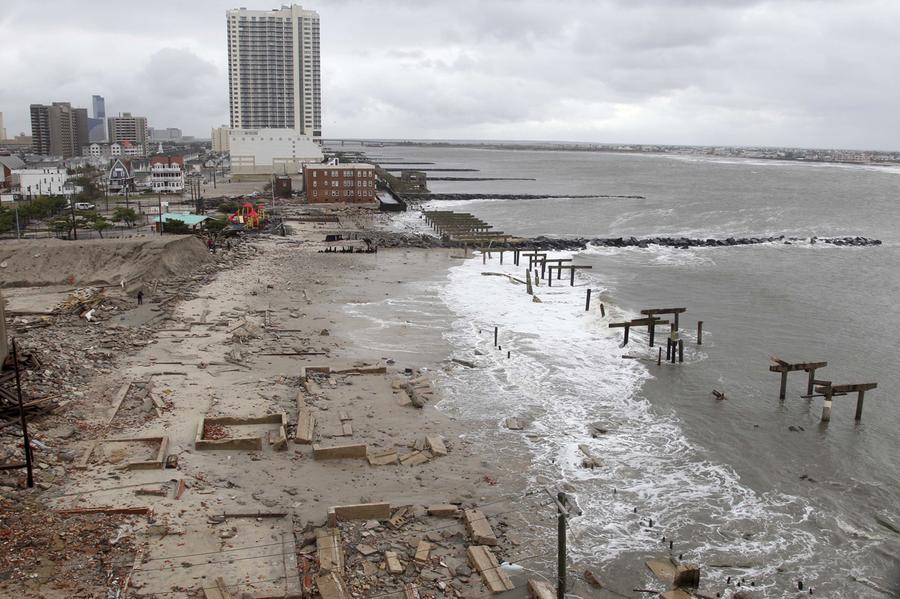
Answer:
113;207;139;227
88;214;112;238
203;216;227;235
163;219;191;235
217;200;240;215
49;217;72;239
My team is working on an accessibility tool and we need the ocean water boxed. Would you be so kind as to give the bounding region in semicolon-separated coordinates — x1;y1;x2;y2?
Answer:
355;144;900;597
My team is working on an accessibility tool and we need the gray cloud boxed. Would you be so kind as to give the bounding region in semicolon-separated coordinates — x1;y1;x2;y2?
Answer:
0;0;897;149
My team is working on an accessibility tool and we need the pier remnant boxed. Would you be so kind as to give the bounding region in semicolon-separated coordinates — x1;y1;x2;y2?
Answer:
609;317;669;346
768;358;828;399
815;382;877;422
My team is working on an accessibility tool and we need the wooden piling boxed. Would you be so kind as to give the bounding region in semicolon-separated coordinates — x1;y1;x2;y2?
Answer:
657;347;662;365
494;326;498;348
623;326;630;345
678;339;684;363
779;371;788;400
585;289;591;311
500;251;503;265
483;250;486;264
821;387;833;422
855;390;865;421
570;268;576;286
648;323;655;347
600;303;605;317
526;269;533;295
697;321;703;345
666;339;672;361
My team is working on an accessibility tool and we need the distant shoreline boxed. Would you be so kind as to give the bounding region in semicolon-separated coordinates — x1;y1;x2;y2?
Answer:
346;139;900;169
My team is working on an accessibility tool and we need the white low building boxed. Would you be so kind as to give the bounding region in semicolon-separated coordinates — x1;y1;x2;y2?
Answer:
228;128;322;179
149;156;185;193
12;166;70;197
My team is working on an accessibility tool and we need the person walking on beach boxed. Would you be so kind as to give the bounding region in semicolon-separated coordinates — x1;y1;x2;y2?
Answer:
137;290;144;305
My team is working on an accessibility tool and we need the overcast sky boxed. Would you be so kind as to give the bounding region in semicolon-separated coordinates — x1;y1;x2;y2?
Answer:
1;0;898;150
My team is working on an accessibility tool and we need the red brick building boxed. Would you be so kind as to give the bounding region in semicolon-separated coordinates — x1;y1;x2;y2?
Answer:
304;163;377;204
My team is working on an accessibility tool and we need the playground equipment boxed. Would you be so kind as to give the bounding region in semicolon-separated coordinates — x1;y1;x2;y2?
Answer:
228;202;267;229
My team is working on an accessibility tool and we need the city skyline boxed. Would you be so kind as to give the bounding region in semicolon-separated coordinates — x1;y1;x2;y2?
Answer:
1;1;899;150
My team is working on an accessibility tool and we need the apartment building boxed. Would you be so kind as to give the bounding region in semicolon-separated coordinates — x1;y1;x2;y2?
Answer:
303;163;377;204
30;102;89;158
108;112;148;156
226;4;321;137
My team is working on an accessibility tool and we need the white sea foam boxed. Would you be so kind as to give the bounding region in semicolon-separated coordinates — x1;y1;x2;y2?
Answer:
433;249;822;590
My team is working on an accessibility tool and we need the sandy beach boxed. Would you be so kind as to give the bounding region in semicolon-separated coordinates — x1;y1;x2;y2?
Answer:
0;212;561;598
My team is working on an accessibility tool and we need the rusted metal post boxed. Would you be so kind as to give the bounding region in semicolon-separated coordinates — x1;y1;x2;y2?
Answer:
11;339;34;488
855;390;865;421
697;321;703;345
779;371;788;400
585;289;591;311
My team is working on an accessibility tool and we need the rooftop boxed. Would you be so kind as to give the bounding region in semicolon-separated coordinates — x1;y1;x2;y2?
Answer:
305;163;374;170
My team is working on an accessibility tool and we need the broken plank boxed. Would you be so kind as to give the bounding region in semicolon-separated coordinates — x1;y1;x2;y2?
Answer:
106;381;134;424
58;506;152;516
317;571;350;599
135;487;168;497
467;545;515;593
295;408;316;444
328;502;391;526
316;527;344;573
404;583;421;599
427;504;460;517
426;435;448;457
367;449;399;466
528;579;553;599
399;450;431;466
464;508;498;546
313;443;367;460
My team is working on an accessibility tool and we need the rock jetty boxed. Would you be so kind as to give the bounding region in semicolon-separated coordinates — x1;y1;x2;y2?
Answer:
370;232;882;250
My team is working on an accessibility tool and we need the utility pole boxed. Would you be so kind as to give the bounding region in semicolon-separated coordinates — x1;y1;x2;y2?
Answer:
11;339;34;488
69;200;78;240
158;194;164;235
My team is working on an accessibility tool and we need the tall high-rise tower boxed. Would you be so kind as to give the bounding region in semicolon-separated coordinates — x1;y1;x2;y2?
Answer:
92;95;106;119
226;4;321;138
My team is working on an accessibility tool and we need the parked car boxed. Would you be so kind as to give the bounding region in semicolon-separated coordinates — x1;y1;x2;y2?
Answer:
74;202;95;210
